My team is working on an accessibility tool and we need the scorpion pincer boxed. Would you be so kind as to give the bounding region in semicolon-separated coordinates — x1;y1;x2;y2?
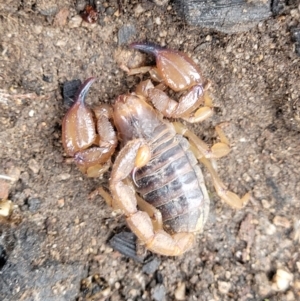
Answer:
62;43;250;256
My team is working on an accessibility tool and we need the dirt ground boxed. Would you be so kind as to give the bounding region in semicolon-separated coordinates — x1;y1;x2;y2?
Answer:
1;1;300;300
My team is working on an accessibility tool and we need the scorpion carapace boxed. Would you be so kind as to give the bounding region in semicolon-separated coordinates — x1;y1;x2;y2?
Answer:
62;43;250;256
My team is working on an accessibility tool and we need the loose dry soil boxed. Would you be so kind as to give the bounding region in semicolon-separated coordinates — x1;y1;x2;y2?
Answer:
0;1;300;301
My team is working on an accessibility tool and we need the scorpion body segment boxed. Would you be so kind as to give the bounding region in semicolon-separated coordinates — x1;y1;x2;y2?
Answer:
135;129;210;234
113;95;210;235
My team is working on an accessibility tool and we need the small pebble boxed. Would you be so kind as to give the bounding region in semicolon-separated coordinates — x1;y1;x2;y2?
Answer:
53;7;69;27
58;173;71;180
261;218;276;235
75;0;86;11
294;280;300;290
134;4;145;16
218;281;231;294
0;200;13;217
33;25;43;35
68;15;82;28
0;180;10;200
261;199;271;209
205;35;212;41
118;24;136;45
152;284;166;301
155;17;161;25
255;272;272;296
272;269;293;291
153;0;169;5
286;290;295;301
38;5;57;16
142;257;161;275
273;216;291;228
28;159;40;174
174;282;186;300
27;197;41;212
55;39;67;47
57;198;65;208
293;220;300;242
105;6;115;16
29;110;35;117
6;166;21;184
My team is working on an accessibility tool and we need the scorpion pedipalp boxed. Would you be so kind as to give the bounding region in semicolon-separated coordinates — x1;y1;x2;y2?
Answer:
131;42;205;92
62;77;117;177
62;77;97;157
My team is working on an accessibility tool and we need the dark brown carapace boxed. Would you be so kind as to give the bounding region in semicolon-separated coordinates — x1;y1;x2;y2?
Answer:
62;43;250;256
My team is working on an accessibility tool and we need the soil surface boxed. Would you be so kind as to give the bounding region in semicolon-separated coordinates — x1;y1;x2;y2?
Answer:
1;1;300;301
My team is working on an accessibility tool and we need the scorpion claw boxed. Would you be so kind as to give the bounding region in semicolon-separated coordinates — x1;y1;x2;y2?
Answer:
62;77;97;157
131;43;204;92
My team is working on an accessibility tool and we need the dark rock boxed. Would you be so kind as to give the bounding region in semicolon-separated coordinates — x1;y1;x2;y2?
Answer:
75;0;87;12
27;197;41;212
109;231;147;263
62;79;81;108
156;271;164;284
0;223;87;301
173;0;272;33
0;245;7;270
151;284;166;301
291;27;300;57
142;257;161;274
271;0;287;15
42;74;53;83
118;24;137;45
105;6;115;16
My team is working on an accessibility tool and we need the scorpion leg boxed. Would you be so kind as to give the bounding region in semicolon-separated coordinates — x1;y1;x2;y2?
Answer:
89;187;113;207
199;156;250;209
181;90;214;123
110;139;195;256
173;122;230;159
136;79;213;122
173;122;249;208
188;140;249;209
135;194;163;232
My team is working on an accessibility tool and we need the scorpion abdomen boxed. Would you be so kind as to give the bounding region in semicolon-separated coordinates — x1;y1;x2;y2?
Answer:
135;124;210;235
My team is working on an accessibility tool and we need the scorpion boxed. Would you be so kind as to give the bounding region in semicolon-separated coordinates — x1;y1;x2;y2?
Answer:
62;43;250;256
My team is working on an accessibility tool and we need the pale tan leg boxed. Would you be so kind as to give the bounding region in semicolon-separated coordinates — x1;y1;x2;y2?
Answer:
173;122;230;159
89;186;113;207
127;212;195;256
126;66;162;84
182;91;214;123
174;122;250;209
82;161;111;178
145;84;210;119
188;141;249;209
135;79;166;98
198;156;250;209
135;194;163;232
109;139;195;256
126;66;152;76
